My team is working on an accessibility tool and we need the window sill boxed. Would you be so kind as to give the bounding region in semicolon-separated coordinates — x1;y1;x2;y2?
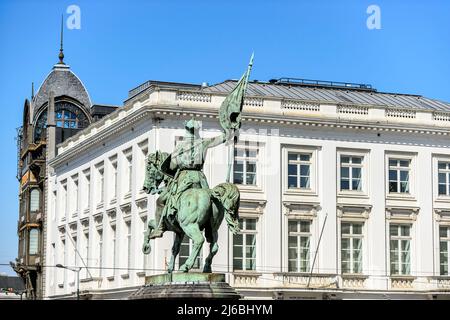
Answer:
386;194;416;201
236;185;263;194
106;276;115;281
57;283;64;288
136;271;146;277
83;208;90;215
284;188;318;197
109;198;117;205
123;192;132;200
71;211;78;218
120;273;130;279
80;277;93;283
96;202;104;210
341;273;368;279
390;275;416;280
434;197;450;203
337;191;369;199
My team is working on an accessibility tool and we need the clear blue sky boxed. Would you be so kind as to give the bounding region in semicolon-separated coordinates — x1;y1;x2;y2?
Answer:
0;0;449;275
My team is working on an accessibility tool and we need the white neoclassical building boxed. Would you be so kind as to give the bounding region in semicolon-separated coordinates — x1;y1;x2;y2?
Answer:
44;78;450;299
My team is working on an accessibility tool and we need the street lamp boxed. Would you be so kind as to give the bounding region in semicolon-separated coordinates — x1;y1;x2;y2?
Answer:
56;264;82;300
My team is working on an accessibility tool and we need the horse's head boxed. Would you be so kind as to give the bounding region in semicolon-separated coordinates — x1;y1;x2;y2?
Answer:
143;151;169;194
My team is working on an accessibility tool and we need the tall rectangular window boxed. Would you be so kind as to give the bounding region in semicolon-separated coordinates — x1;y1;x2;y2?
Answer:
233;218;257;271
341;222;363;274
233;143;258;186
84;172;91;210
288;220;311;272
440;226;450;275
62;182;68;220
388;159;411;193
179;235;202;270
390;224;411;275
29;229;39;255
127;155;133;193
30;189;40;212
287;153;311;189
340;156;363;191
85;232;89;268
126;222;132;272
96;165;104;204
438;162;450;196
98;230;103;277
112;159;118;200
73;177;79;213
111;226;116;275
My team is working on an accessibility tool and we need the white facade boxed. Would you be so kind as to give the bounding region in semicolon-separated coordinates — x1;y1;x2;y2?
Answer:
44;81;450;299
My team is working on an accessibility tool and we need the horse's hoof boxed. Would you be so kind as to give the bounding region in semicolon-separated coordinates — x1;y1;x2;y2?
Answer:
202;268;212;274
179;264;189;273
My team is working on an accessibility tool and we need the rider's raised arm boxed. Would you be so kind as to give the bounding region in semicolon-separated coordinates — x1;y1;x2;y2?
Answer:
203;129;233;149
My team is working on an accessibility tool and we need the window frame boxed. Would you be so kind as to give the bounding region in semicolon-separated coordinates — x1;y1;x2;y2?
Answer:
439;225;450;276
385;153;415;200
283;146;319;196
287;219;312;273
340;221;364;275
337;149;369;198
233;141;259;188
389;223;412;276
232;217;258;272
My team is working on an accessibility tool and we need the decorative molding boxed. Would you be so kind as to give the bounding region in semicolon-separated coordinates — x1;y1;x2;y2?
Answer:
390;276;415;289
107;208;117;226
273;273;337;288
434;209;450;223
337;204;372;220
80;217;89;232
239;199;267;215
283;201;321;218
386;207;419;221
232;272;261;287
433;112;450;122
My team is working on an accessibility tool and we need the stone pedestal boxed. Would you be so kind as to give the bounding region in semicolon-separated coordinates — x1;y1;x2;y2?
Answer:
129;273;241;300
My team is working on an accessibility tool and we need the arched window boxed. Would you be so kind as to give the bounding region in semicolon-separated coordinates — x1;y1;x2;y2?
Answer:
33;101;89;142
30;189;40;212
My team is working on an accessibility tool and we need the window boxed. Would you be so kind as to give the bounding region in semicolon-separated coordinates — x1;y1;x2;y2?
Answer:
112;159;118;200
126;222;132;272
340;156;363;191
390;224;411;275
56;109;80;128
341;222;363;274
438;162;450;196
72;236;77;270
30;189;40;212
440;226;450;275
96;165;104;204
29;229;39;255
127;155;133;193
61;182;68;220
84;172;91;210
179;235;202;270
84;232;89;277
73;177;79;213
288;220;311;272
287;153;311;189
233;218;257;271
233;143;258;186
388;159;411;193
111;226;116;275
98;230;103;277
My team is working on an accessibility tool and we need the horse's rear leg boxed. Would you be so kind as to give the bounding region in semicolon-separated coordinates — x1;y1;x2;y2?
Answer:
203;230;218;273
179;224;204;273
168;232;183;273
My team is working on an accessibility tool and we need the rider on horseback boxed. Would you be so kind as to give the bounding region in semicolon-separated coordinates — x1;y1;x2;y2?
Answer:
148;118;233;238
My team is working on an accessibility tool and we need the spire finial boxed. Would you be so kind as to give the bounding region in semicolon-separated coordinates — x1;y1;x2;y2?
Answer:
58;14;65;64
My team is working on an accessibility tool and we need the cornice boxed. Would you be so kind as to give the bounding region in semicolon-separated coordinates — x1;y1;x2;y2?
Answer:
49;104;450;169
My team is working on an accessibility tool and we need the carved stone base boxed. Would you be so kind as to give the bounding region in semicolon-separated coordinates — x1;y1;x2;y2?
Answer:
128;273;241;300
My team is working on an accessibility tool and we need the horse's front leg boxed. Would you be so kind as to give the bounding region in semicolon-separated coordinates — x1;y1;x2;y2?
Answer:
142;219;156;254
180;224;205;273
167;232;183;273
203;230;218;273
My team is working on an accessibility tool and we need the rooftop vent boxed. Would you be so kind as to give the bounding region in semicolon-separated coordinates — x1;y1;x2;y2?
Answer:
269;78;376;92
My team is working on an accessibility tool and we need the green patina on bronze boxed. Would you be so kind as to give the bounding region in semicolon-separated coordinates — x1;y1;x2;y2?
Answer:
142;56;253;274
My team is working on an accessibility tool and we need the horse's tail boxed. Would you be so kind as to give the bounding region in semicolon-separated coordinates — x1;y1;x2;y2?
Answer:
211;183;240;234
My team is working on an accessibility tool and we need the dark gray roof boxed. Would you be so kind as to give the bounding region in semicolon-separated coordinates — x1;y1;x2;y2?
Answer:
32;63;92;121
0;276;25;291
203;80;450;112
